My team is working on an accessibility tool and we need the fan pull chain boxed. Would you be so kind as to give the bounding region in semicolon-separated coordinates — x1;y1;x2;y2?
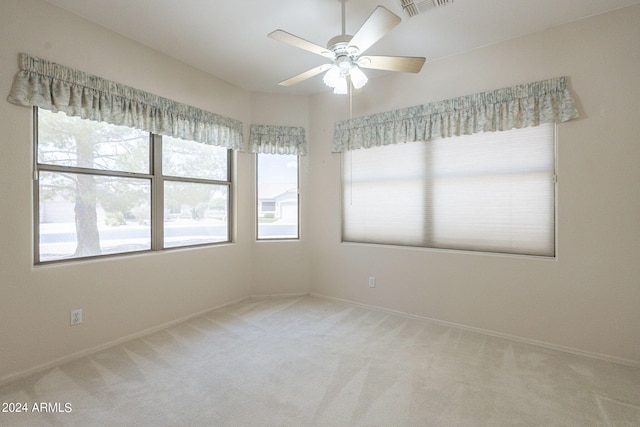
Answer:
348;75;353;205
349;76;353;121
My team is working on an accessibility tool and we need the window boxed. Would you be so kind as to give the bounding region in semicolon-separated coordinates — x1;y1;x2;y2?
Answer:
342;124;556;257
35;108;231;263
256;153;299;240
161;136;230;248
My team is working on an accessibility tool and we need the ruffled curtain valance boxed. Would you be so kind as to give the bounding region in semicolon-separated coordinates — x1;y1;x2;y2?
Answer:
249;124;307;155
7;53;243;150
333;76;579;152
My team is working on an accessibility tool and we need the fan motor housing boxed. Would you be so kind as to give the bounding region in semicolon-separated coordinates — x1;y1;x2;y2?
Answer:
327;34;361;59
327;34;353;50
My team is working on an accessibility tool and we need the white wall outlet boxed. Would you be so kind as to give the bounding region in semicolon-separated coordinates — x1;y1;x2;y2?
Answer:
70;308;83;326
368;276;376;288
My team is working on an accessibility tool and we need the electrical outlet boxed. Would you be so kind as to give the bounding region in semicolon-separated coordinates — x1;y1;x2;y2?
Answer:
70;308;83;326
368;276;376;288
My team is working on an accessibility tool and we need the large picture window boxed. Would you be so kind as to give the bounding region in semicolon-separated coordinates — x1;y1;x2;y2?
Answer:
35;108;231;263
342;124;556;257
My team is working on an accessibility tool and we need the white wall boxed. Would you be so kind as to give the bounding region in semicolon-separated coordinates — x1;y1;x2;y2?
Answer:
308;4;640;364
248;93;311;296
0;0;309;383
1;0;638;384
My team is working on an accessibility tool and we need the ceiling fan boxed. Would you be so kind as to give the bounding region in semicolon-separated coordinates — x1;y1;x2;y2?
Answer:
268;0;426;94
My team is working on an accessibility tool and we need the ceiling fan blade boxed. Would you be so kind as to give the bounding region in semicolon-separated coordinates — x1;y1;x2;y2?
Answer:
278;64;332;87
268;30;335;59
347;6;401;55
358;55;426;73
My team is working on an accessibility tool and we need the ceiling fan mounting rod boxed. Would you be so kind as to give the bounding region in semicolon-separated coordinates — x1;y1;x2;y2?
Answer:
341;0;346;36
329;2;356;58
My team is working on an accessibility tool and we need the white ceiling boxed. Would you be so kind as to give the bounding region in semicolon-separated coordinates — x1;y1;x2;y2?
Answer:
44;0;640;95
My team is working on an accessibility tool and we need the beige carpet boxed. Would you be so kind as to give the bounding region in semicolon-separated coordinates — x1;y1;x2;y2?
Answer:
1;295;639;426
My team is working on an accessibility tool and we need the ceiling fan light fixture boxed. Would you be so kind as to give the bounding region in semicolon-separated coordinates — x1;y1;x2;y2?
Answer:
333;77;348;95
350;66;368;89
324;56;367;93
324;65;367;94
323;64;341;88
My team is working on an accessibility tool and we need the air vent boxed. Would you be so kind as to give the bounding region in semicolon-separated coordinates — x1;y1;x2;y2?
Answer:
400;0;453;17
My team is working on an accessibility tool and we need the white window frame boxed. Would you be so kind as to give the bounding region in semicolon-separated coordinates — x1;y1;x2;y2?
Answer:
33;107;233;264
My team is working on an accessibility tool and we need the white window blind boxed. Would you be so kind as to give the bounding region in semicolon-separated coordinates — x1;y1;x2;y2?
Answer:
342;123;556;256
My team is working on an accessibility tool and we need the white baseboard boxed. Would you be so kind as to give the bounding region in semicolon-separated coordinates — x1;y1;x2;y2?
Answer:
310;292;640;368
245;292;309;300
1;293;312;386
0;295;247;387
3;291;637;387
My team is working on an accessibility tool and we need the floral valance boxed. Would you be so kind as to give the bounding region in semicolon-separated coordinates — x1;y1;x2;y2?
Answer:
332;76;579;152
7;53;243;150
249;124;307;155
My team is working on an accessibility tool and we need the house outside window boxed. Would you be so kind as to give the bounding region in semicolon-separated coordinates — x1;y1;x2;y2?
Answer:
256;153;299;240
